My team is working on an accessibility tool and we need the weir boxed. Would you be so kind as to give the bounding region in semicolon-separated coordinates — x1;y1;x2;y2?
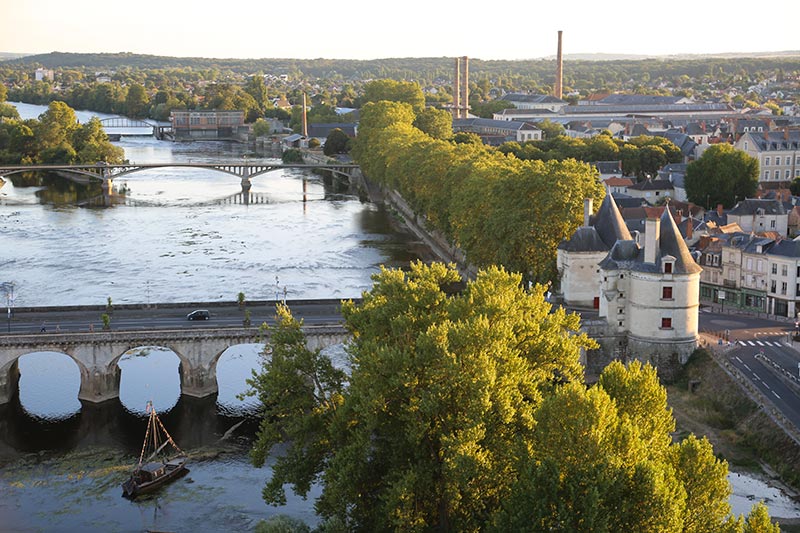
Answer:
0;325;348;405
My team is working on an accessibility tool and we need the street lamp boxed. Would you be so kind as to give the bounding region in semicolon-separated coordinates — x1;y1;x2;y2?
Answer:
1;282;14;334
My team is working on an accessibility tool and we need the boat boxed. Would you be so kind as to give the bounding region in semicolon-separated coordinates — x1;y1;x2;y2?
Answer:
122;402;188;499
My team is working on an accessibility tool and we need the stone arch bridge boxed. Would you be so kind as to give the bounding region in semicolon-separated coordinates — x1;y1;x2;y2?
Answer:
0;325;349;405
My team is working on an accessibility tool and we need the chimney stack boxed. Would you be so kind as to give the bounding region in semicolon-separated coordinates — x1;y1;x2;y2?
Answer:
686;216;693;240
554;31;563;99
302;93;308;138
644;218;660;264
453;56;469;119
453;58;460;119
583;198;593;227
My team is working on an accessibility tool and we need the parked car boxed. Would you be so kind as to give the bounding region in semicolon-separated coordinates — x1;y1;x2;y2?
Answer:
187;309;210;321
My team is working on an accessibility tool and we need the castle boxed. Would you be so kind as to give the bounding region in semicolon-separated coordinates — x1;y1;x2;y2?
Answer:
557;193;702;377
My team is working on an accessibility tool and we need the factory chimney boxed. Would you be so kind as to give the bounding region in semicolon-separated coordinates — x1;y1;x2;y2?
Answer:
452;56;469;119
302;93;308;138
554;31;563;99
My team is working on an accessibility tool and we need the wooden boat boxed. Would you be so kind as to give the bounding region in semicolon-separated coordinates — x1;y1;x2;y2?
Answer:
122;402;188;499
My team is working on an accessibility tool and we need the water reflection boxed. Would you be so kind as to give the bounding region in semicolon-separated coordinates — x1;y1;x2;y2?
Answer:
18;351;82;421
118;347;181;416
216;344;264;417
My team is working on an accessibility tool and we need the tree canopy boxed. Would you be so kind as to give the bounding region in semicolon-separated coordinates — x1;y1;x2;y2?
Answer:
245;264;780;532
684;144;759;208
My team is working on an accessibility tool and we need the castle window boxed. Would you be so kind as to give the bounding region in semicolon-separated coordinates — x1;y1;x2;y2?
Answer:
661;317;673;329
662;286;673;300
664;262;673;274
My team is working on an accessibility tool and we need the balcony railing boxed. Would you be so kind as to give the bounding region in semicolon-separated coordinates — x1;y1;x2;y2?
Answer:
723;279;738;289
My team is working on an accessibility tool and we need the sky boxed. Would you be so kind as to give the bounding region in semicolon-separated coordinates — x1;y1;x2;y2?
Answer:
3;0;799;61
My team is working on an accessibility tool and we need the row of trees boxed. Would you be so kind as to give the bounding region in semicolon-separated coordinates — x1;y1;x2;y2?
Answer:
498;131;684;179
246;263;779;532
350;80;604;285
0;98;123;165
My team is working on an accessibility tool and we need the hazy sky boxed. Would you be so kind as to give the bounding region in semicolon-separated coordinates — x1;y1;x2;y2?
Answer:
3;0;799;60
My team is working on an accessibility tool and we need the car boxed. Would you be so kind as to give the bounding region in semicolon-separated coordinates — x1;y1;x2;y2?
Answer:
187;309;210;321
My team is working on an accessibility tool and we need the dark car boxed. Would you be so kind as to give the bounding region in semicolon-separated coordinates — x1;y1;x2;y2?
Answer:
187;310;210;321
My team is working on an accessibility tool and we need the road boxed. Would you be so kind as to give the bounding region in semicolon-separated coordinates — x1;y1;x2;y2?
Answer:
700;308;800;432
1;299;348;335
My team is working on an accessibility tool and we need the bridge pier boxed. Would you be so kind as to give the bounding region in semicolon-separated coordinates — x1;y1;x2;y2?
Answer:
79;364;121;403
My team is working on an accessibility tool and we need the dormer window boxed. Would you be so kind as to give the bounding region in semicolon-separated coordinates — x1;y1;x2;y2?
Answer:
664;262;673;273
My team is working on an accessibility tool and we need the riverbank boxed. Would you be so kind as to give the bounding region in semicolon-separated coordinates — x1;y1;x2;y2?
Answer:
668;348;800;527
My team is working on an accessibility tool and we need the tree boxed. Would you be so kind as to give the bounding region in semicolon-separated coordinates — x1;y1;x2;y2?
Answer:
362;79;425;113
323;128;350;155
790;177;800;197
413;107;453;140
685;144;759;209
742;503;780;533
536;119;565;139
125;83;150;118
243;304;347;506
252;118;273;137
247;263;595;532
72;117;124;164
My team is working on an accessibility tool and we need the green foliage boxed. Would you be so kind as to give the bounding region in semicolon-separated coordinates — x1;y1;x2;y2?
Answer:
469;99;515;119
351;101;603;285
282;148;304;163
742;503;781;533
124;83;149;118
685;144;759;208
490;360;779;533
412;107;453;140
362;79;425;112
243;303;347;506
254;514;311;533
323;128;350;156
792;177;800;197
536;118;565;139
252;118;273;137
100;313;110;330
247;263;595;531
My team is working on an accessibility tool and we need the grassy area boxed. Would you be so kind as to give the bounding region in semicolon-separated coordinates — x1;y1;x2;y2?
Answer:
667;348;800;530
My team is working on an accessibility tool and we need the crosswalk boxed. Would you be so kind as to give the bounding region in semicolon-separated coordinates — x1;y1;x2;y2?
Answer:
737;339;791;347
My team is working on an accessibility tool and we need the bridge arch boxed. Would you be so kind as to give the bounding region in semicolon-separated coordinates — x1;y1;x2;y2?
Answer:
0;349;90;412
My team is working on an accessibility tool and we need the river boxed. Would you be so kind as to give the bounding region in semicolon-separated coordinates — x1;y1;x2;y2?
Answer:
0;102;421;532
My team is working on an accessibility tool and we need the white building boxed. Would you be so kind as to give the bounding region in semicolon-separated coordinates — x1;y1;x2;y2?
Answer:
727;198;788;237
736;130;800;184
597;208;702;367
557;195;632;309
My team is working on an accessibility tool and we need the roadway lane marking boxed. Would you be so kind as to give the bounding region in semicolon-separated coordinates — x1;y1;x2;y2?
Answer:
756;341;765;346
735;357;743;363
747;341;756;346
773;391;781;399
744;364;752;371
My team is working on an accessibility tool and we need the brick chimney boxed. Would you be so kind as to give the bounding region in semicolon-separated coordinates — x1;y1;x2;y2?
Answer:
584;198;593;227
675;209;682;224
686;217;693;240
554;31;563;99
645;218;660;264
